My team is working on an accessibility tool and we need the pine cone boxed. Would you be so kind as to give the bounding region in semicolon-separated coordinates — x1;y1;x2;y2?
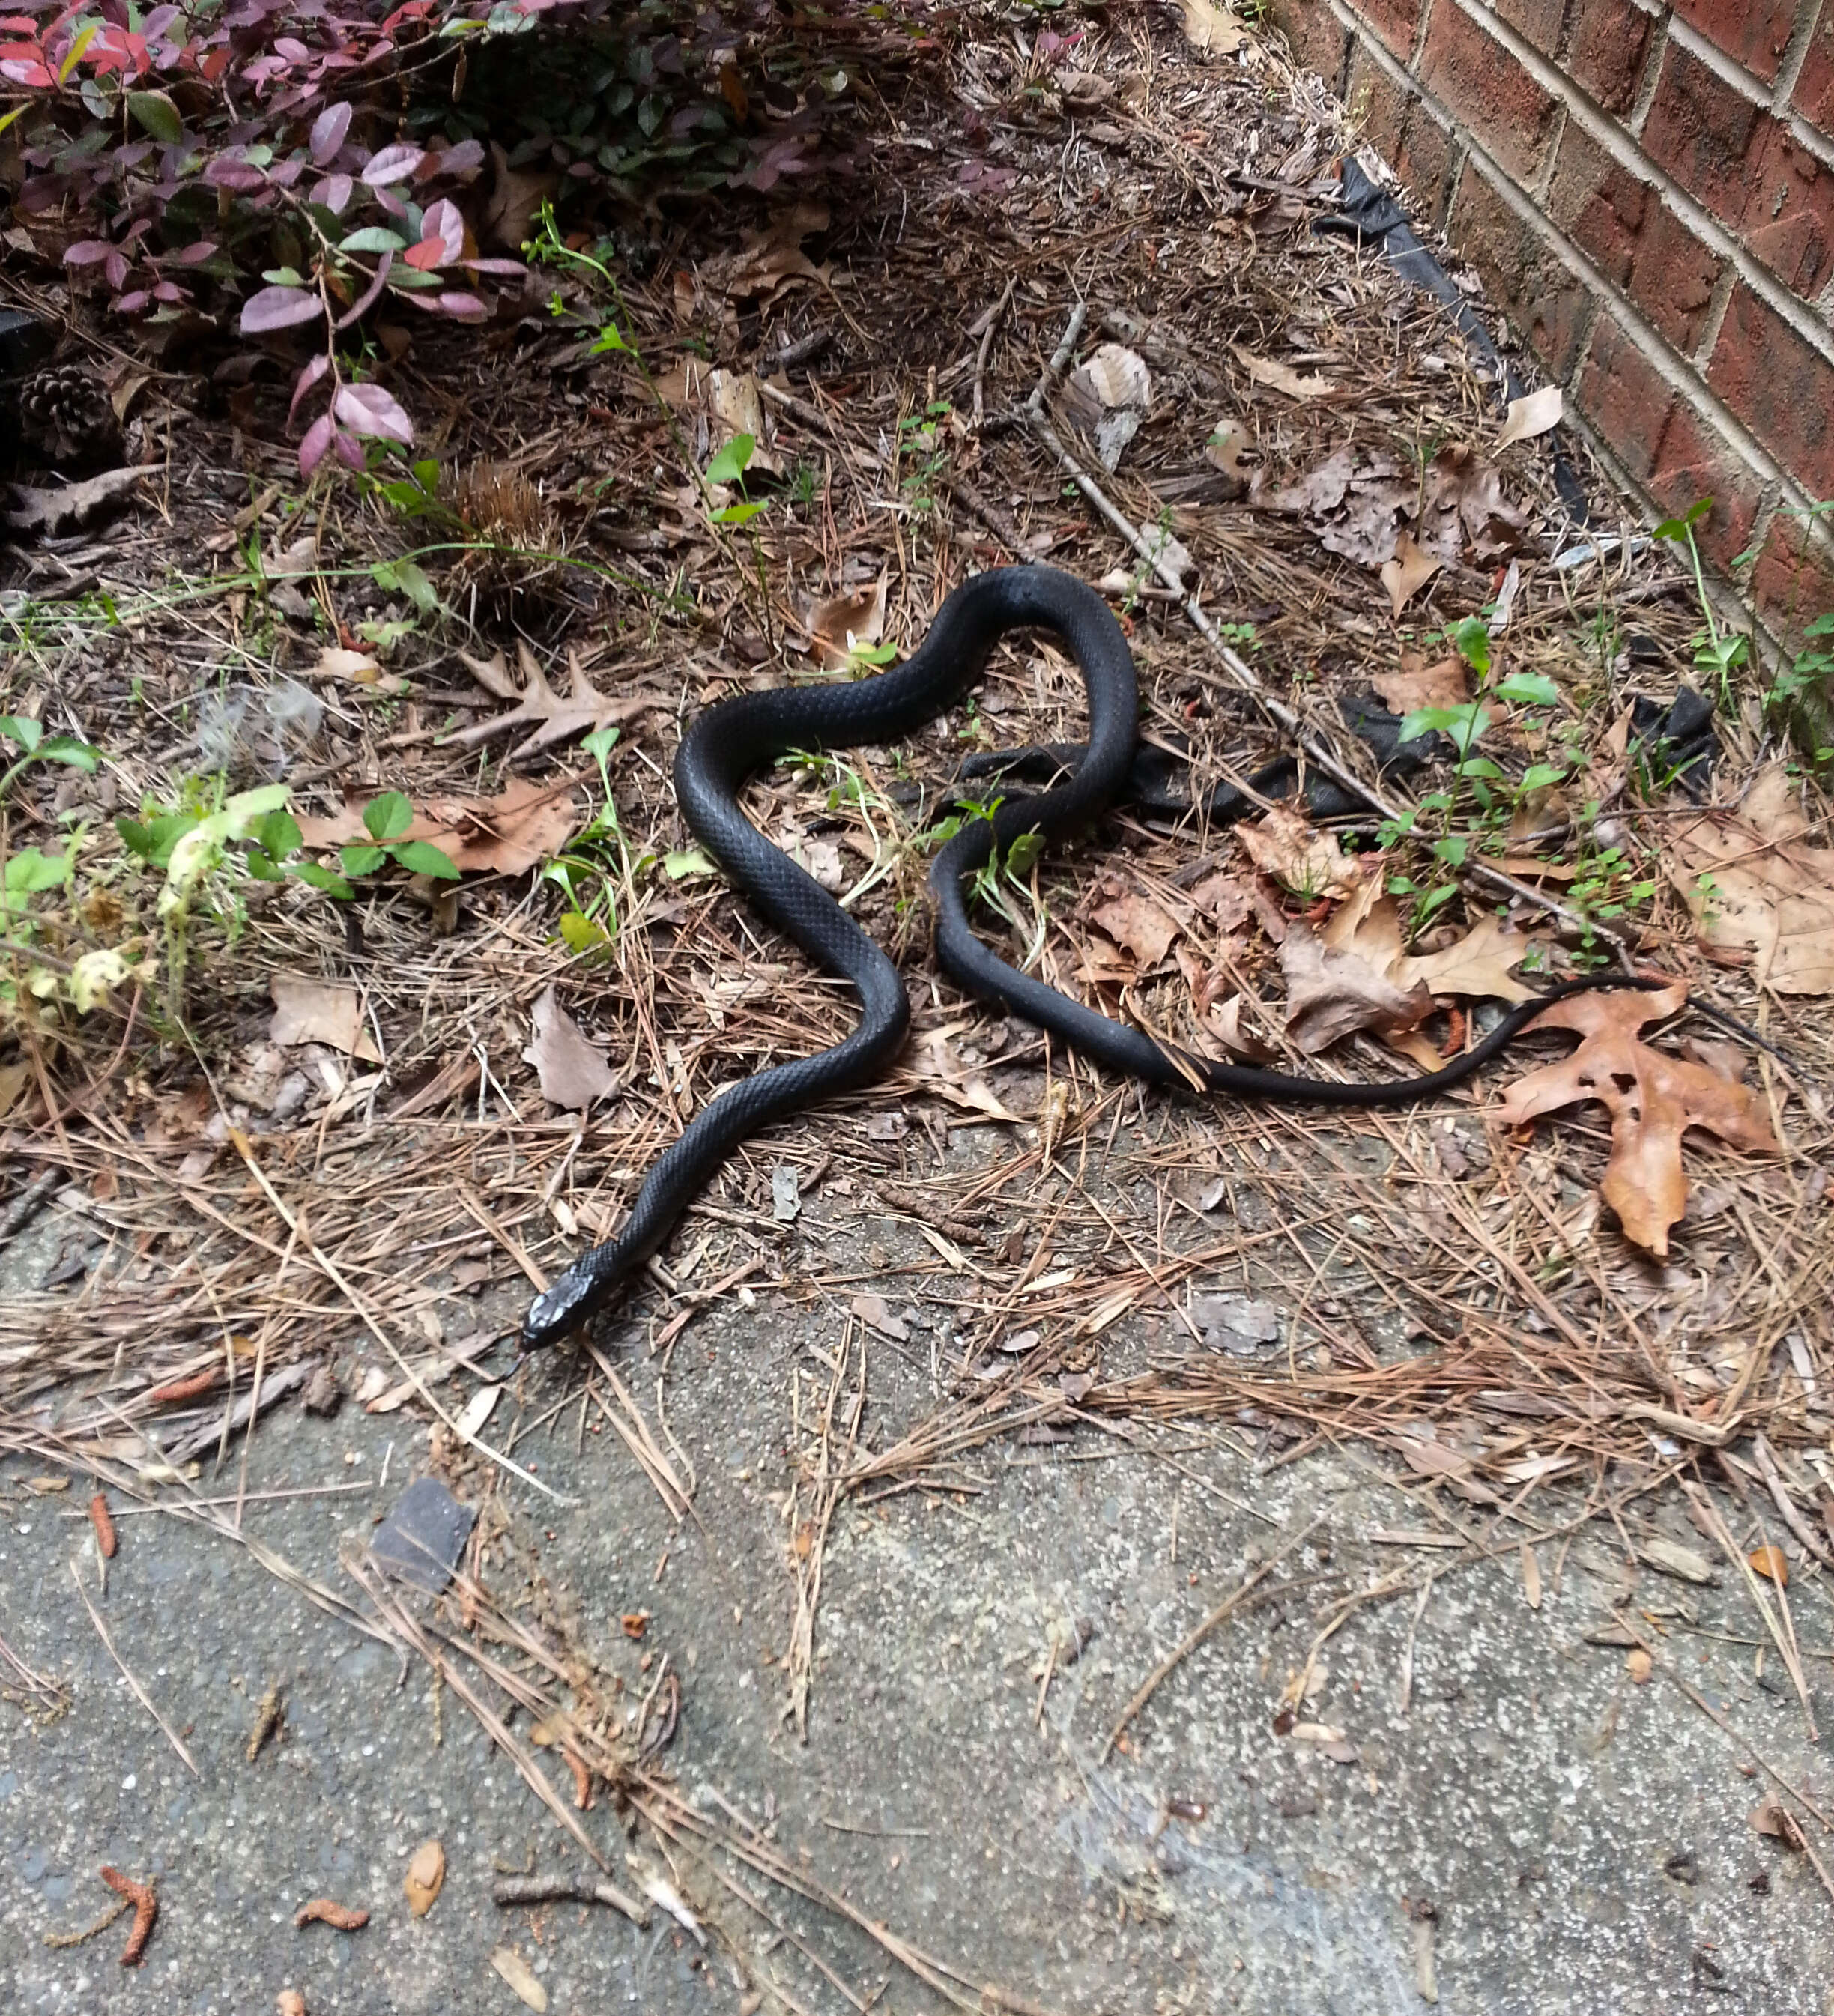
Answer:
16;363;122;470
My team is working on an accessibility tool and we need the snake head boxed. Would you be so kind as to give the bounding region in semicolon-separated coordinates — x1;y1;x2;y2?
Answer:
521;1266;598;1351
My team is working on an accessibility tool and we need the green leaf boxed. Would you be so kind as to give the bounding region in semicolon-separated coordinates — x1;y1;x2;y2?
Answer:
1448;617;1492;679
4;847;70;894
704;433;754;486
1495;671;1561;706
1005;830;1044;880
581;725;621;763
560;910;611;952
1456;757;1504;781
1520;763;1567;793
251;808;303;860
0;716;43;753
244;847;283;881
1432;834;1471;867
36;736;100;771
340;843;388;877
371;557;439;615
663;847;716;880
292;859;354;898
1414;882;1460;926
587;321;629;354
363;791;413;842
339;226;410;255
711;500;768;527
117;810;197;867
389;838;461;880
127;89;184;144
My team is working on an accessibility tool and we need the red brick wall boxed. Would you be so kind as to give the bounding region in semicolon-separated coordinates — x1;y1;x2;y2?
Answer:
1279;0;1834;652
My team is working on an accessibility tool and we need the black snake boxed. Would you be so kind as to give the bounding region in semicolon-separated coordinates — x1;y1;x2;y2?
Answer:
523;564;1660;1348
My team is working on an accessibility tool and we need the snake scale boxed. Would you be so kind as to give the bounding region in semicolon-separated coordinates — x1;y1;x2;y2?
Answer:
522;564;1659;1348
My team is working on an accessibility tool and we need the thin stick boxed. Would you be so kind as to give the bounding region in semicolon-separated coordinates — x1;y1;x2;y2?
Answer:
491;1873;649;1924
69;1562;200;1777
1686;1480;1817;1741
1102;1513;1326;1762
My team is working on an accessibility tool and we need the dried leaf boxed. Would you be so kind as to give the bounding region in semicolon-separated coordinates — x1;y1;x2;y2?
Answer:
1233;345;1334;400
488;1946;548;2012
1494;982;1781;1256
523;986;617;1110
454;641;665;759
1236;806;1360;899
1639;1537;1718;1585
313;644;384;685
482;142;558;250
1668;764;1834;996
1089;889;1182;969
1496;384;1563;449
1178;0;1247;54
808;575;886;670
1061;342;1152;428
297;778;581;877
454;1384;500;1440
1280;922;1430;1054
1379;532;1441;617
1372;655;1468;715
850;1292;909;1342
1;464;146;536
1206;993;1271;1059
1520;1543;1543;1610
1418;443;1528;564
1250;444;1353;515
1749;1545;1789;1587
1626;1647;1653;1683
1203;415;1250;494
403;1840;445;1917
1396;912;1540;1005
708;368;781;476
269;977;382;1063
1193;1293;1280;1352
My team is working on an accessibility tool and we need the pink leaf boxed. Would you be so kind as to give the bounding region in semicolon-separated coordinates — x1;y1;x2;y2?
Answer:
205;155;267;190
333;379;413;445
435;139;484;175
113;289;151;314
151;279;187;303
64;239;115;266
173;238;218;264
402;239;444;271
311;172;353;214
420;196;464;260
240;282;321;334
299;411;333;477
104;249;128;288
332;426;365;470
461;258;527;276
433;291;488;320
360;141;423;187
309;99;349;165
288;351;330;423
333;247;391;330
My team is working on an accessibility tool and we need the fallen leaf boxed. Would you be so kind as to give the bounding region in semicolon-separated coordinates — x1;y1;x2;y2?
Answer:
1379;533;1441;617
850;1292;910;1343
1280;922;1431;1053
1179;0;1247;54
1496;384;1563;449
455;641;667;760
454;1384;500;1440
1193;1293;1280;1351
1668;764;1834;996
808;575;886;670
403;1841;444;1917
1060;70;1116;108
315;644;383;684
1236;806;1360;899
770;1164;801;1222
697;204;830;306
1749;1545;1789;1586
1234;346;1334;400
1417;443;1528;564
1639;1537;1718;1585
523;985;617;1110
1395;912;1540;1005
1250;445;1354;515
1626;1647;1653;1683
1089;889;1182;969
1062;342;1152;418
488;1946;548;2012
1372;655;1468;715
1750;1799;1803;1846
1494;981;1781;1256
483;140;558;251
1520;1543;1542;1610
1206;993;1271;1059
269;977;383;1064
1;464;146;536
708;367;781;476
297;778;581;877
1202;415;1251;495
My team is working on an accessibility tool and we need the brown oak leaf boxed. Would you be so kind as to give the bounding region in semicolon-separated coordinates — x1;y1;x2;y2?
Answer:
1493;982;1780;1256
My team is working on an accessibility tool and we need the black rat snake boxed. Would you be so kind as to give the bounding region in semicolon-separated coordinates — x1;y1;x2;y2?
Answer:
523;564;1662;1348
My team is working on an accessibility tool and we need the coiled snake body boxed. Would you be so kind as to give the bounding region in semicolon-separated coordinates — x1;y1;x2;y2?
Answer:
524;564;1656;1348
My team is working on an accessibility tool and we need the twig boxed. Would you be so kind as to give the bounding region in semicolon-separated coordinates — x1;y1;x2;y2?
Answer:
70;1562;199;1776
971;278;1014;427
1684;1480;1817;1742
161;1357;315;1464
491;1873;650;1924
1102;1513;1327;1762
98;1866;157;1966
1752;1435;1834;1567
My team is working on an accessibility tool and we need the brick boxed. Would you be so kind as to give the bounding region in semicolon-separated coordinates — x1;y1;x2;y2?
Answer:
1494;0;1566;55
1449;165;1595;378
1348;0;1427;62
1547;123;1650;284
1706;282;1834;500
1574;312;1677;482
1419;3;1561;185
1274;1;1351;88
1797;7;1834;131
1648;399;1764;570
1740;125;1834;301
1565;0;1656;115
1671;0;1797;87
1346;42;1411;163
1395;101;1458;224
1626;205;1724;354
1752;517;1834;651
1639;41;1768;234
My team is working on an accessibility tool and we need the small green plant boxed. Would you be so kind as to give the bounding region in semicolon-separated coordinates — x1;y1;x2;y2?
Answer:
704;432;769;529
336;793;460;883
0;716;102;934
542;727;650;953
1654;498;1749;706
895;401;954;514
